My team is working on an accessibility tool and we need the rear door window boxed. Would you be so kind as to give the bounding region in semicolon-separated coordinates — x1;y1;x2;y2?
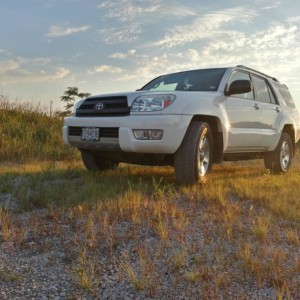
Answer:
252;75;277;104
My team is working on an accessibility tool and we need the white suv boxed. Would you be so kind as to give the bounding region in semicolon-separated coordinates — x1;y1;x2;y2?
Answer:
63;65;300;184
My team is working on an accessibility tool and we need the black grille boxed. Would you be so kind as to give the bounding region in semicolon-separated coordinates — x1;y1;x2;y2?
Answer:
68;127;119;138
68;127;82;136
76;96;130;117
100;128;119;138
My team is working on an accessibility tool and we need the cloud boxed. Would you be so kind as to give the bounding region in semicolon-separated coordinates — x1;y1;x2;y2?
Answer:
167;6;197;18
53;67;70;79
288;16;300;25
98;0;195;22
100;2;162;21
151;7;257;48
0;59;20;73
0;49;12;56
46;24;90;38
88;65;123;74
109;49;136;59
109;53;127;59
99;25;141;44
259;1;282;10
0;55;70;85
249;23;298;50
97;0;196;44
1;66;70;84
96;18;300;94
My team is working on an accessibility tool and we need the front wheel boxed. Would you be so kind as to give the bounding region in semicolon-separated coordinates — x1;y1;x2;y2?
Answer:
81;150;119;171
174;122;214;185
264;132;293;174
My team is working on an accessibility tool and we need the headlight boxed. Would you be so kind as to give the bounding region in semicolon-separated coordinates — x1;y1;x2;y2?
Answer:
70;99;85;116
131;94;176;112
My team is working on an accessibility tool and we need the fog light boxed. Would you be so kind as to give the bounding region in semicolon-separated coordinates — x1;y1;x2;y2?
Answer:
133;130;148;140
148;130;163;140
133;129;163;140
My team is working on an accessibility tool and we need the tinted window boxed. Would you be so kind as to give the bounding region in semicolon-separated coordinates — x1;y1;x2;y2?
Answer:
141;68;226;92
267;84;277;104
227;71;254;100
253;76;274;103
273;82;295;108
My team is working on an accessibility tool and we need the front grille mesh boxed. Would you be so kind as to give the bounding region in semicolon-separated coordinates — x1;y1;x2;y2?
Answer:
68;127;82;136
76;96;130;117
68;127;119;138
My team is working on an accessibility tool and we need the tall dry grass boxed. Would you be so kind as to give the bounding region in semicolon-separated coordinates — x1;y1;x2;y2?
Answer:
0;99;76;162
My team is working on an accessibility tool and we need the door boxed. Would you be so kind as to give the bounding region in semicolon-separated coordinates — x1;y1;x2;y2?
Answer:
225;71;263;152
252;75;282;149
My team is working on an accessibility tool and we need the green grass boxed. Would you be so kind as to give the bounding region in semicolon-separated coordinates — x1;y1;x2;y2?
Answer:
1;157;299;223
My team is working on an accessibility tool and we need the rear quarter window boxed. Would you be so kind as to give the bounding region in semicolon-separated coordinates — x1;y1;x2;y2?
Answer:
274;82;295;108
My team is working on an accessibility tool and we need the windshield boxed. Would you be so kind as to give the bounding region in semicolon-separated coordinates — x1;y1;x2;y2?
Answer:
141;68;226;92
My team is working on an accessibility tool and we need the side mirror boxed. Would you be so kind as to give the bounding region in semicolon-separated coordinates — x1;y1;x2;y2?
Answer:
227;80;252;96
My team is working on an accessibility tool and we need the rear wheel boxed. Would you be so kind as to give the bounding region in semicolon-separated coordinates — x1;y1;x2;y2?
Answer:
264;132;293;173
174;122;214;185
81;150;119;171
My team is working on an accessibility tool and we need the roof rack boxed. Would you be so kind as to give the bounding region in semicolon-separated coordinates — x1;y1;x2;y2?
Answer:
236;65;279;82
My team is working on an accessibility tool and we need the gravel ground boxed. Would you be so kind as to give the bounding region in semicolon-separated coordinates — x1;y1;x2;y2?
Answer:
0;167;299;299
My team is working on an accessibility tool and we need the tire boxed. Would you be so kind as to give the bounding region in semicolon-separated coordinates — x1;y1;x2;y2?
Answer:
81;150;119;171
174;122;214;185
264;132;293;174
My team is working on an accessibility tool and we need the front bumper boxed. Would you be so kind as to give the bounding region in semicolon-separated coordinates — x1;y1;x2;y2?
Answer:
63;114;192;154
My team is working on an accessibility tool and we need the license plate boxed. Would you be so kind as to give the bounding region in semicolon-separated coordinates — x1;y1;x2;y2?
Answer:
81;127;100;141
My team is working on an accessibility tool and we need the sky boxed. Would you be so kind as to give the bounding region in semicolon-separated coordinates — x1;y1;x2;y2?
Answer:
1;0;300;111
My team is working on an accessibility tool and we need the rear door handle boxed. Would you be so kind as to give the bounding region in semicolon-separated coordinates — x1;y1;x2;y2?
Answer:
253;103;260;110
275;106;281;113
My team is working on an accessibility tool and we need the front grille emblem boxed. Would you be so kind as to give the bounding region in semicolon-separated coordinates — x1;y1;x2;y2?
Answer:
95;103;104;111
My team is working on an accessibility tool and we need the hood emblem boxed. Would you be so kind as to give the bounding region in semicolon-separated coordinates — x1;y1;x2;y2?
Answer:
95;103;104;111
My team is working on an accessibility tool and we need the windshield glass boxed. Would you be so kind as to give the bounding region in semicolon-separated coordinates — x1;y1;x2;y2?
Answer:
141;68;226;92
